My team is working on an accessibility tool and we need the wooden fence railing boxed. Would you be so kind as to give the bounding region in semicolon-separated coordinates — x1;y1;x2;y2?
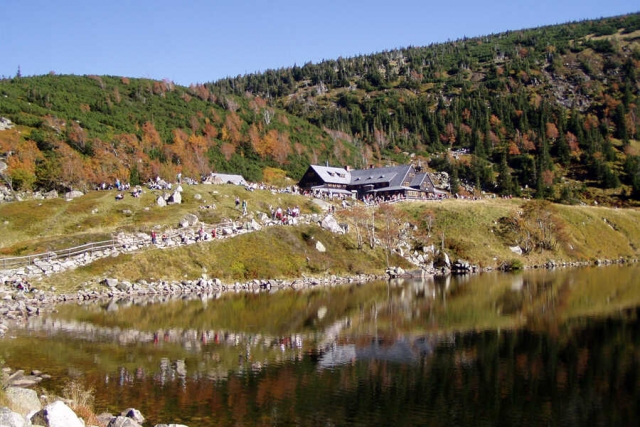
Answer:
0;220;240;271
0;240;118;270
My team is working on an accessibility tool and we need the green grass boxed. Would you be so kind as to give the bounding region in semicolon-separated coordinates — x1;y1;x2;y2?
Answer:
0;184;320;254
35;224;400;293
2;191;640;293
398;198;640;267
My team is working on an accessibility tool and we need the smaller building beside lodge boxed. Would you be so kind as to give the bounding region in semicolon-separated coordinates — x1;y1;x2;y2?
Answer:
298;164;446;200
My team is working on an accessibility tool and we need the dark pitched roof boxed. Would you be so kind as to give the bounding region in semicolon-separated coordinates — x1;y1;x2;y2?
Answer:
308;165;351;185
349;165;413;187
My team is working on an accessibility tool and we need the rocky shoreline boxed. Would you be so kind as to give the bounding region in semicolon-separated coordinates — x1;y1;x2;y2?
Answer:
0;372;186;427
0;272;385;335
2;255;636;335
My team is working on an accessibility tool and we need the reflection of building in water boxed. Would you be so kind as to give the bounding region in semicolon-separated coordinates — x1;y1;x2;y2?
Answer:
317;336;435;369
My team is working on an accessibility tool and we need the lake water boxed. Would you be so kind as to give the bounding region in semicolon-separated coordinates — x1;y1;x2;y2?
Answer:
2;265;639;426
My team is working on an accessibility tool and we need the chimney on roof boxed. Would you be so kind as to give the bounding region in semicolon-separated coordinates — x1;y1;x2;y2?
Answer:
344;165;351;172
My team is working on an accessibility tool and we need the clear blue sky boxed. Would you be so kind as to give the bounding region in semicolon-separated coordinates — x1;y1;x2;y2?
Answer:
2;0;638;86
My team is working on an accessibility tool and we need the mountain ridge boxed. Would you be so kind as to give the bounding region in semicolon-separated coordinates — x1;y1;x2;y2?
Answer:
1;12;639;205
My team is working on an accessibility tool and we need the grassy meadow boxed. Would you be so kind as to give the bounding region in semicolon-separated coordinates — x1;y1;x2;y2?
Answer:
1;185;639;294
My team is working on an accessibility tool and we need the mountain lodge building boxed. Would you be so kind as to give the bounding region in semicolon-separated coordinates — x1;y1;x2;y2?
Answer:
298;164;443;200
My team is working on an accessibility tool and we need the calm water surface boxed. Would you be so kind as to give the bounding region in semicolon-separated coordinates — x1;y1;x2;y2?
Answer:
3;265;639;426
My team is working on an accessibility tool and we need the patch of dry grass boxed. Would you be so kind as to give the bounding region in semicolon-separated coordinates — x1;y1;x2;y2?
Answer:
0;184;320;254
60;379;100;426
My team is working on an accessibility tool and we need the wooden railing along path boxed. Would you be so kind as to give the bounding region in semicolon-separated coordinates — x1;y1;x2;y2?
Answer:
0;240;117;270
0;220;239;271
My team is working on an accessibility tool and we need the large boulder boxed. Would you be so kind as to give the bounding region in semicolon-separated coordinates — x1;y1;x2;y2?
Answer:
168;191;182;204
5;386;42;414
120;408;145;424
509;245;523;255
180;214;198;228
320;215;344;234
433;251;451;269
103;278;118;288
30;400;84;427
156;196;167;207
64;190;84;200
43;190;58;199
249;219;261;231
451;259;471;274
0;407;31;427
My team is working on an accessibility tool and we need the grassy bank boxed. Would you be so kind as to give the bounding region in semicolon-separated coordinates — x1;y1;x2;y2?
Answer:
1;186;639;293
401;198;640;267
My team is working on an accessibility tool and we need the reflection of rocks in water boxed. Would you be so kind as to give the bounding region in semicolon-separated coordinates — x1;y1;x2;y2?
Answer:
511;275;524;291
410;277;436;299
317;344;356;369
173;359;187;377
317;336;435;369
434;274;452;299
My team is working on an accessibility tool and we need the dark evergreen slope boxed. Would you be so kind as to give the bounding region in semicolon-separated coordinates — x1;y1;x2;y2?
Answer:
1;13;639;204
209;13;640;202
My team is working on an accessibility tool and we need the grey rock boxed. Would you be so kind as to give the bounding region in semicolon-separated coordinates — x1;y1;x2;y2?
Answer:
116;281;132;292
120;408;145;424
433;251;451;269
107;416;143;427
64;190;84;200
168;191;181;204
30;400;84;427
320;214;344;234
103;278;118;288
0;407;31;427
43;190;58;199
181;214;198;227
5;386;42;414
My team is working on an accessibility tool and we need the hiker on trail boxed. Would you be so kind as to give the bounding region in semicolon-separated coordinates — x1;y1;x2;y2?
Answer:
242;199;247;215
151;230;157;244
235;196;240;209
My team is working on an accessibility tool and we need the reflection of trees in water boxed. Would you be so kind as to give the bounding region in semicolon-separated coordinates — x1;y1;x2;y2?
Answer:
102;308;639;426
9;267;640;426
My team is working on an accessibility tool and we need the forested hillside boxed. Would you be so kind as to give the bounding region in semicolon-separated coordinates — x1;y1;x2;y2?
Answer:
210;13;640;203
0;75;357;190
1;13;639;204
